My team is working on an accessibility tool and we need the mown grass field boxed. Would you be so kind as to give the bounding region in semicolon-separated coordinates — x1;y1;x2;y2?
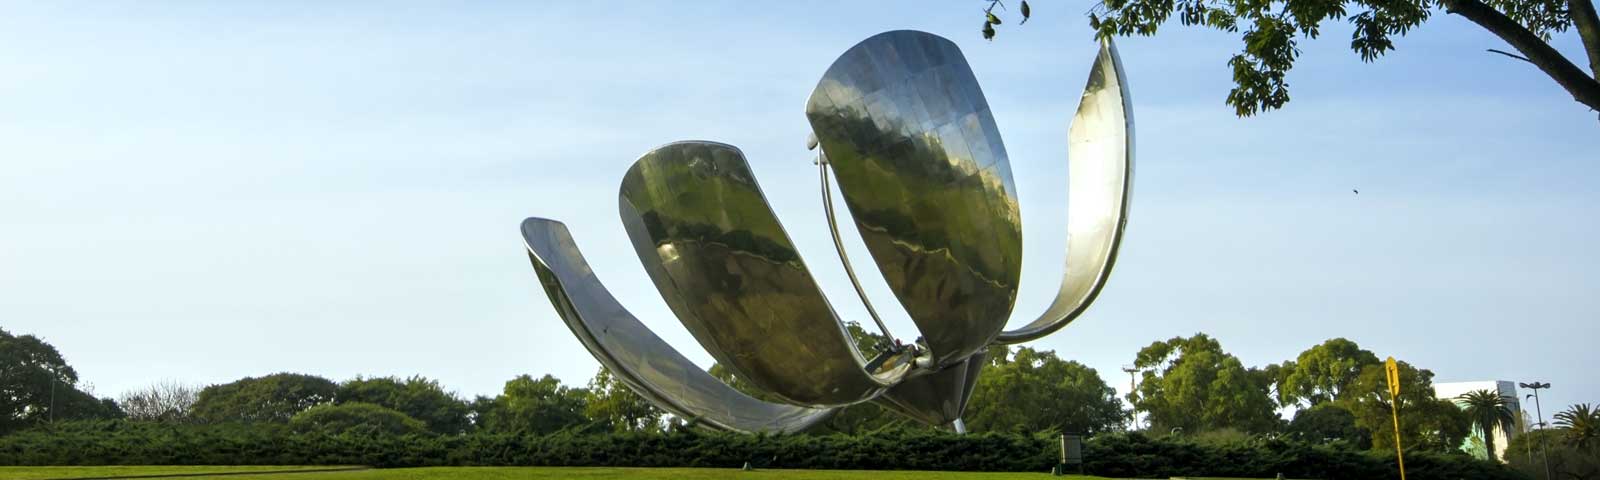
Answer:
0;466;1107;479
0;466;360;479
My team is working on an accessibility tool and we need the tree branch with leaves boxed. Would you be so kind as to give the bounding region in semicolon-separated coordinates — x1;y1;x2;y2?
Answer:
979;0;1600;118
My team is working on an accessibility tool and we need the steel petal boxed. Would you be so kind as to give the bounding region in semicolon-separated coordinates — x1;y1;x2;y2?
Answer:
521;218;836;432
618;141;912;407
872;350;987;427
804;30;1021;366
995;38;1134;344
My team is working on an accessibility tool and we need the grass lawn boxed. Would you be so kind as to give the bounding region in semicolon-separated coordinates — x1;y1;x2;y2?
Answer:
0;466;1109;479
0;466;363;479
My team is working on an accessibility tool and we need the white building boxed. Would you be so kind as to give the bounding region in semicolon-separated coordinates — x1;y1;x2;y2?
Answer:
1434;380;1522;461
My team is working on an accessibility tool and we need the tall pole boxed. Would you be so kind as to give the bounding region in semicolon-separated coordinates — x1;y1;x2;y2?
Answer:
1521;382;1552;480
1535;391;1548;480
1390;395;1406;480
49;378;56;423
1385;357;1406;480
1533;388;1550;480
813;143;895;344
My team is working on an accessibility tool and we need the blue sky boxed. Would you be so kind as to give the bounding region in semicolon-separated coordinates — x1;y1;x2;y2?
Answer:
3;1;1596;418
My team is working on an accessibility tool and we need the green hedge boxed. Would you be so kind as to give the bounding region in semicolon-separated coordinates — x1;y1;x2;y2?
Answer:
0;421;1525;480
1082;432;1526;479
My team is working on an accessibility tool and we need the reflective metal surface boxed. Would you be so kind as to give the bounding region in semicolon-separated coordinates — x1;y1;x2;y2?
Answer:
618;141;910;407
804;30;1021;367
872;351;987;427
519;31;1136;434
521;218;837;432
818;155;895;342
994;39;1134;344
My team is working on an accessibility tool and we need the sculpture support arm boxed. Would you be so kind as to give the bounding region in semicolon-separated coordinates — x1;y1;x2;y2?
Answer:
818;154;897;344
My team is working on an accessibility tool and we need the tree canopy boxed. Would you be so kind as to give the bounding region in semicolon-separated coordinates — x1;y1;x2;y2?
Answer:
289;402;429;436
1278;338;1381;408
191;373;337;424
1336;359;1469;453
1128;333;1282;434
336;376;470;435
965;346;1128;435
1285;402;1372;448
978;0;1600;117
472;374;590;435
1554;402;1599;450
0;328;121;433
1507;428;1600;479
1455;389;1516;460
582;368;663;433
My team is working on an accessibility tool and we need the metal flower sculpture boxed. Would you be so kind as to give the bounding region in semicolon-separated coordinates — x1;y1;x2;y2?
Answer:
520;30;1133;433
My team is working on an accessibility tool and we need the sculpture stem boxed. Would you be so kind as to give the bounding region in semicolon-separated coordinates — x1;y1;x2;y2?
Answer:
818;153;896;346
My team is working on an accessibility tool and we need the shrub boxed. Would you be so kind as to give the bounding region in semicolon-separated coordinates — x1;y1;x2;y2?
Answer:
336;376;470;435
289;403;430;437
0;421;1528;479
192;373;337;424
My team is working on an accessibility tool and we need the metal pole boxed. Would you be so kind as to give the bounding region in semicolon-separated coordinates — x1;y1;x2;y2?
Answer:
49;378;56;423
817;153;895;343
1532;387;1550;480
1390;393;1406;480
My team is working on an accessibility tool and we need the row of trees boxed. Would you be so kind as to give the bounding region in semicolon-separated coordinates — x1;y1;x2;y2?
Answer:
1125;332;1600;478
1506;417;1600;480
1126;334;1471;453
0;328;122;433
123;371;661;437
0;327;663;436
4;325;1595;466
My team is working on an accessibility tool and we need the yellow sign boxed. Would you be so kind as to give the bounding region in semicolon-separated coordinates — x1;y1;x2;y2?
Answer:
1385;356;1406;480
1385;356;1400;397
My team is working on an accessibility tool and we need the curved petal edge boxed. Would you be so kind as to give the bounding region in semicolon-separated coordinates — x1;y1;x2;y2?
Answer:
995;38;1134;345
804;30;1021;366
521;217;837;432
617;141;910;407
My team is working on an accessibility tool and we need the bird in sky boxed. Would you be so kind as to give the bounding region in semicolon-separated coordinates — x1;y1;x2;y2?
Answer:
1353;189;1360;194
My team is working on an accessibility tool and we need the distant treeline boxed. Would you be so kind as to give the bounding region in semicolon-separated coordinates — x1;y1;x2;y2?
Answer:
3;326;1596;479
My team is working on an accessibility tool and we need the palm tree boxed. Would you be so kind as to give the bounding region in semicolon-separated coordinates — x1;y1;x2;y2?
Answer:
1553;403;1599;450
1456;389;1516;461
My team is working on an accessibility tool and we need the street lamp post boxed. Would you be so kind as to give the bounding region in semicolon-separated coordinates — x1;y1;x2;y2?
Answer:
1519;381;1552;480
